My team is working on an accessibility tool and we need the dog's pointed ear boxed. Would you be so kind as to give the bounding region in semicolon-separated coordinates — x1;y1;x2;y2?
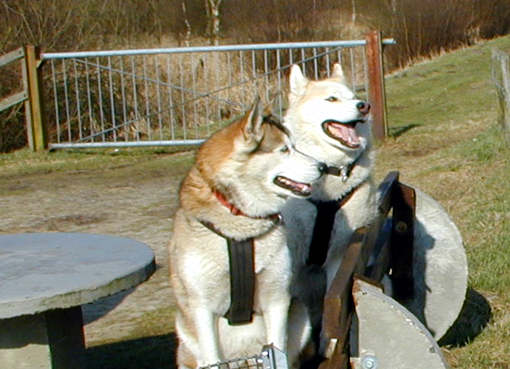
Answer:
289;64;308;101
242;96;264;147
331;63;346;83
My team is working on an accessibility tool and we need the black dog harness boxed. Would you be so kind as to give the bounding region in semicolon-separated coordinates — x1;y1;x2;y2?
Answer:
198;219;257;325
199;151;363;324
225;238;255;325
306;186;358;266
306;149;366;265
199;191;281;325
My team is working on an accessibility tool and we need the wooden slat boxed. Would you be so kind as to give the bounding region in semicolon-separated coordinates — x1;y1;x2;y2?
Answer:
389;182;416;301
0;47;24;68
0;91;28;112
377;171;399;214
366;236;391;282
320;227;367;369
319;172;404;369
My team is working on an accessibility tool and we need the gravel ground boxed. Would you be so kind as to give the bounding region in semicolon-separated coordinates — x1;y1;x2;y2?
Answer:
0;156;187;352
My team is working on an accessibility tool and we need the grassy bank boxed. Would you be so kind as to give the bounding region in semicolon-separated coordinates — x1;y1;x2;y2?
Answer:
377;35;510;368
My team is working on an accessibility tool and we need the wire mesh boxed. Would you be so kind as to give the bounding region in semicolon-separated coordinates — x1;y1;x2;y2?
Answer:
40;40;390;149
198;345;288;369
200;355;263;369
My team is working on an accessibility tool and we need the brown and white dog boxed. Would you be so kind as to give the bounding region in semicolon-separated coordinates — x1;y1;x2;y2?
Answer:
168;98;325;369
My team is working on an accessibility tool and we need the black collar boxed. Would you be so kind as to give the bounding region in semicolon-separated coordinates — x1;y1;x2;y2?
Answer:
325;148;365;182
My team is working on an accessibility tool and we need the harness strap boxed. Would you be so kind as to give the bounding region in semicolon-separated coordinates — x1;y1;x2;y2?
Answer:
306;185;360;266
225;238;255;325
305;181;364;354
193;187;283;326
307;200;339;266
198;219;255;325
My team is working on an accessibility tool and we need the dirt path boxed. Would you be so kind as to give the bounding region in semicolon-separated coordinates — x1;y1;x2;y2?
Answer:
0;154;190;350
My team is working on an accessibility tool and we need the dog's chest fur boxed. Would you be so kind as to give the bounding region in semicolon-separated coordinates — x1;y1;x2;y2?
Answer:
171;208;291;315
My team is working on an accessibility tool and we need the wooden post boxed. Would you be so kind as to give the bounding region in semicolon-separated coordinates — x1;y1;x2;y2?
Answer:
24;45;47;151
20;48;34;150
492;49;510;144
365;31;388;141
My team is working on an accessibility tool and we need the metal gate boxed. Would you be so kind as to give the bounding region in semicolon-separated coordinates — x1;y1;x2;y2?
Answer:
27;34;395;150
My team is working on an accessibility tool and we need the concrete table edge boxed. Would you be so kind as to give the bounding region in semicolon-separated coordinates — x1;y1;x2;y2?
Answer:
0;232;157;319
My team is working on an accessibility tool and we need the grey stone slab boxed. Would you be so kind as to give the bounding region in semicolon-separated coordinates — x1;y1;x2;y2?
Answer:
0;232;156;319
352;278;449;369
401;187;468;340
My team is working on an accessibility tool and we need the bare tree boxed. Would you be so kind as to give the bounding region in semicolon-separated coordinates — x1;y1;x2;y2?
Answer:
181;1;192;46
205;0;222;45
0;0;94;51
352;0;356;26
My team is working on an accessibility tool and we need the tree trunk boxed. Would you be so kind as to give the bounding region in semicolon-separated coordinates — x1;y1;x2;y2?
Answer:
352;0;356;26
181;1;192;46
207;0;222;45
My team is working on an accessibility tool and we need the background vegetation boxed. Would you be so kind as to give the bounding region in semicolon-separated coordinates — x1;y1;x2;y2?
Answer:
2;0;510;152
2;0;510;64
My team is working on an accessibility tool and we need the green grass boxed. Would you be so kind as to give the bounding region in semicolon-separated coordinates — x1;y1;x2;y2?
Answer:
377;35;510;368
0;146;195;174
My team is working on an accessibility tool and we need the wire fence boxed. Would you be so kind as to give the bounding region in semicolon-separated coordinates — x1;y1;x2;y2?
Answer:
39;39;395;149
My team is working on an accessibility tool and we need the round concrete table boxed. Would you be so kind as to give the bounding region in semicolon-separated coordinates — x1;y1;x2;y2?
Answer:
0;232;156;369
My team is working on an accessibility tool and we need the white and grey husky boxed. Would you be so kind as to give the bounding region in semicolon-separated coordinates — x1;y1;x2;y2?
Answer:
282;64;377;346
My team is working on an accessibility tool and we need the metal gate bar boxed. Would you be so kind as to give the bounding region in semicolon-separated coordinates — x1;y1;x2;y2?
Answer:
38;38;395;150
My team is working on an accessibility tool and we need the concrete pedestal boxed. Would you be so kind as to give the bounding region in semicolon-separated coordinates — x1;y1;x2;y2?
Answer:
0;307;86;369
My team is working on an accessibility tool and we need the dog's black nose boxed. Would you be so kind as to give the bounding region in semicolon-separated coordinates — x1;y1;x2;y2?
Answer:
318;162;328;174
357;101;371;115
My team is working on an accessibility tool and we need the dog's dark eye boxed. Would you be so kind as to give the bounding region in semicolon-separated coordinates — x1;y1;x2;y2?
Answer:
280;145;289;153
326;96;339;102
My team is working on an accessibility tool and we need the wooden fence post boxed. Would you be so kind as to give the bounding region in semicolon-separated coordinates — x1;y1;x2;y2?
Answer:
24;45;48;151
20;48;33;150
492;48;510;144
365;31;388;141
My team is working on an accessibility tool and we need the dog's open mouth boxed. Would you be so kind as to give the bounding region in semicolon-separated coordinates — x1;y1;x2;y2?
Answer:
274;176;312;197
322;120;364;149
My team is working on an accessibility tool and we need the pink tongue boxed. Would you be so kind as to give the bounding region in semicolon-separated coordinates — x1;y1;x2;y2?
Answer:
329;123;360;146
296;182;311;192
